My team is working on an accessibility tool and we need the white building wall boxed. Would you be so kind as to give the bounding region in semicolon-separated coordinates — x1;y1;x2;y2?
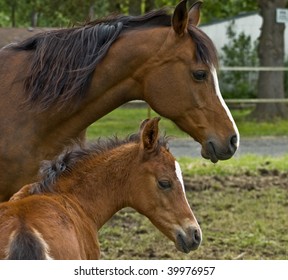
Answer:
199;13;288;58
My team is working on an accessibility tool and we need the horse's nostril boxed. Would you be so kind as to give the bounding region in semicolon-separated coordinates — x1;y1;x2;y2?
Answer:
230;135;238;149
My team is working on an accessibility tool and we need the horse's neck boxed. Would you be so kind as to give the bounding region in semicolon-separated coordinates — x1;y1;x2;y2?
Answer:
60;145;136;230
32;28;169;150
67;28;169;127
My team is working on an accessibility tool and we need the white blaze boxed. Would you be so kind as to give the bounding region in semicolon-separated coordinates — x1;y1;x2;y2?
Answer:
211;66;240;148
175;161;202;235
175;161;185;194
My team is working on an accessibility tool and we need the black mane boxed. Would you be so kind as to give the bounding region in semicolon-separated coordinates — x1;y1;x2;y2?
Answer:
31;133;169;194
9;8;217;110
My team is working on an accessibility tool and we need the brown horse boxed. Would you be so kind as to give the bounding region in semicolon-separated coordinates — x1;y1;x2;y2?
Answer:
0;118;201;260
0;0;239;201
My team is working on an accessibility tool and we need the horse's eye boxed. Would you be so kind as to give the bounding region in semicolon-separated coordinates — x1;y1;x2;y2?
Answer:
158;180;171;190
192;70;207;81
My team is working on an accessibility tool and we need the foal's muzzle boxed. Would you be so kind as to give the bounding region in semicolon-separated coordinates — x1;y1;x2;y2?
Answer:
175;226;202;253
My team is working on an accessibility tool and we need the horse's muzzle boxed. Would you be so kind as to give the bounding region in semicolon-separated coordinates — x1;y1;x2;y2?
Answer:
175;226;202;253
201;134;238;163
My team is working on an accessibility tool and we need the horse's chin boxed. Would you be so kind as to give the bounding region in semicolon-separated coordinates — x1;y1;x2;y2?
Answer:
200;135;239;163
201;145;219;163
201;141;238;163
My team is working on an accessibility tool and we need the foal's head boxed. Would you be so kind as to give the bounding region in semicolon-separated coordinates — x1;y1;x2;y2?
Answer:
129;118;201;253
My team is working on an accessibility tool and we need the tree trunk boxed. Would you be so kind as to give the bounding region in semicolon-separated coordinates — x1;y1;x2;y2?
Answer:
145;0;155;12
89;0;95;20
11;0;17;27
129;0;142;15
31;11;38;27
251;0;288;120
108;0;121;13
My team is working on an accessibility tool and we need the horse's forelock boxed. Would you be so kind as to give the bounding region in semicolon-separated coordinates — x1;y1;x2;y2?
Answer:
188;26;218;68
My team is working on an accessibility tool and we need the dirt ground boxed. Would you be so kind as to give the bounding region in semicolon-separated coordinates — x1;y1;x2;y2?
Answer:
183;169;288;192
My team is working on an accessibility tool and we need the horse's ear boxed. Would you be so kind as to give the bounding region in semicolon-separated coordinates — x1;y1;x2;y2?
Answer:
188;1;203;27
172;0;188;36
140;117;161;152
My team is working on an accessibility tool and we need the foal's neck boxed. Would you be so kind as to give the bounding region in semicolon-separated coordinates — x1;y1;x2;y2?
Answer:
61;144;136;230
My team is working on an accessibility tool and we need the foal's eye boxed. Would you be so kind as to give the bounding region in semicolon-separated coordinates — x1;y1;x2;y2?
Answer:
158;180;172;190
192;70;208;81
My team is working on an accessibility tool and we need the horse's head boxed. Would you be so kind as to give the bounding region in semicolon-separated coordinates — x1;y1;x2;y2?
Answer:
142;0;239;163
130;117;201;253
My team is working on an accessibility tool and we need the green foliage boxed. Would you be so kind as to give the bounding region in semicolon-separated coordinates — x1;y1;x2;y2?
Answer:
219;22;259;99
0;12;10;27
0;0;258;27
0;0;110;27
200;0;258;23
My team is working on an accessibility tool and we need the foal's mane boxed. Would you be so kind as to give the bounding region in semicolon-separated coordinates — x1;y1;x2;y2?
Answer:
9;8;217;111
31;133;169;194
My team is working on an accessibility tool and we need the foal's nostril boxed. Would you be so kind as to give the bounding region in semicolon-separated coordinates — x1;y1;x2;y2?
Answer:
176;227;202;252
192;228;201;245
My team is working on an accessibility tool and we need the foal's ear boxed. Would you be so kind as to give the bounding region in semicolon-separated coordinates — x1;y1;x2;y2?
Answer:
139;118;150;130
172;0;188;36
140;117;161;152
188;1;202;27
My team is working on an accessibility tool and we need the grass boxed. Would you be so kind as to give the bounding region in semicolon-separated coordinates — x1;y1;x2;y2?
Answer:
194;185;288;259
97;153;288;259
232;109;288;137
87;107;187;139
87;107;288;139
97;152;288;260
178;154;288;176
99;180;288;260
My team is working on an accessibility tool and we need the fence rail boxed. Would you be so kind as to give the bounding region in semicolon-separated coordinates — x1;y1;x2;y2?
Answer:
126;65;288;110
225;98;288;104
127;99;288;106
220;66;288;72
